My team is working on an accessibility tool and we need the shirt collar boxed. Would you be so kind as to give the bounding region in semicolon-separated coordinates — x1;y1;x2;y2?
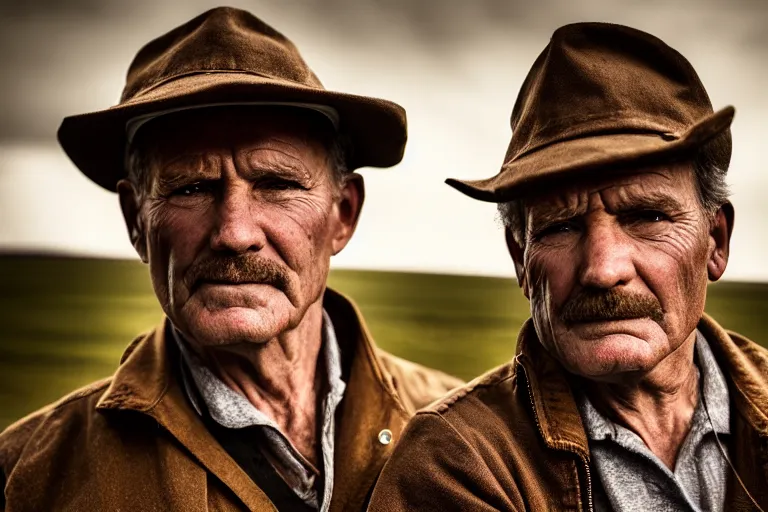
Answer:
696;329;730;435
172;309;346;430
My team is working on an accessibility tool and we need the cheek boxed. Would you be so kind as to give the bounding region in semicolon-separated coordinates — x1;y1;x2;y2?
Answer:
262;196;336;271
633;229;711;337
525;247;582;355
636;228;710;299
525;245;577;315
145;206;213;297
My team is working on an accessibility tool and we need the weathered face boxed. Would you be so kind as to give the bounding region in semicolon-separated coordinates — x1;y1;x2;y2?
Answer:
118;108;363;348
508;163;731;381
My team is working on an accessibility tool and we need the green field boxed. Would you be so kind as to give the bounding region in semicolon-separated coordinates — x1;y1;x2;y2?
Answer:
1;254;766;429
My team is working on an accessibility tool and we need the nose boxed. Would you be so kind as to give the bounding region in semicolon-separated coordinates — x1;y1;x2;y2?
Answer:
209;184;266;254
577;218;636;289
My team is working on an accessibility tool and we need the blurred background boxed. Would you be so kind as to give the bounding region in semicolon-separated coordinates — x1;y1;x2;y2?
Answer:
1;0;766;429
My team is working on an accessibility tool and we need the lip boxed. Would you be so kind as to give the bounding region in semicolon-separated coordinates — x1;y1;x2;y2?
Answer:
565;316;657;328
193;280;267;292
566;316;660;336
571;316;647;323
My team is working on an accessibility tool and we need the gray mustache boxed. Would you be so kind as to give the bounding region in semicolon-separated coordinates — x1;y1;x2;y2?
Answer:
560;288;664;325
184;255;289;293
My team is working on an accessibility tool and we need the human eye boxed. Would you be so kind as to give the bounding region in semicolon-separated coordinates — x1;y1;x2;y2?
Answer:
622;209;671;225
165;181;216;202
172;182;208;196
531;221;580;242
171;183;204;196
256;177;308;191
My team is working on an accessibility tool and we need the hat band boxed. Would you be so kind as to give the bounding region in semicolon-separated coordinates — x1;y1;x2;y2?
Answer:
125;101;340;144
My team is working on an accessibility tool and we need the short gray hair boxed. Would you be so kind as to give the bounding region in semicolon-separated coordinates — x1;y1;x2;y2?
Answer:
125;130;351;200
498;136;731;247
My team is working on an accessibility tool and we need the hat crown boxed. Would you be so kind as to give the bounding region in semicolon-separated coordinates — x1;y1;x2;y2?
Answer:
122;6;323;101
506;22;716;164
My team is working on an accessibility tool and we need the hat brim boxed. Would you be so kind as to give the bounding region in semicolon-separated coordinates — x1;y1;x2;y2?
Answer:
58;72;407;191
446;106;735;203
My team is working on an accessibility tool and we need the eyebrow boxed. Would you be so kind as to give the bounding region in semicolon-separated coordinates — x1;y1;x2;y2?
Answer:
611;192;686;214
155;153;216;178
528;191;687;229
246;162;310;180
244;147;313;181
151;173;210;196
151;159;215;192
527;203;582;229
151;159;315;196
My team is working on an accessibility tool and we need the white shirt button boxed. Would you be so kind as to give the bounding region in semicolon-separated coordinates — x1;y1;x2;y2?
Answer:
378;429;393;445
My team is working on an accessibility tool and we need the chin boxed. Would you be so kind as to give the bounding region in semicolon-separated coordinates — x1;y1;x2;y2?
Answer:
182;306;291;347
562;332;662;380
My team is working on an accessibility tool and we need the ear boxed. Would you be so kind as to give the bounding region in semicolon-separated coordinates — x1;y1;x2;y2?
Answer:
331;173;365;255
505;227;528;296
707;201;734;282
117;179;149;263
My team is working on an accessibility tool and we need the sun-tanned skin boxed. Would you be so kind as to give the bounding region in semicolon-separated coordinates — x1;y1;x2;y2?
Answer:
368;21;766;512
1;9;468;510
506;162;732;468
117;108;365;466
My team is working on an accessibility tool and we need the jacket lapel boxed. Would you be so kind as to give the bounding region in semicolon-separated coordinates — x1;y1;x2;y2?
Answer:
698;313;768;509
323;289;412;512
519;313;768;511
698;314;768;435
96;322;276;511
515;320;590;458
95;289;416;512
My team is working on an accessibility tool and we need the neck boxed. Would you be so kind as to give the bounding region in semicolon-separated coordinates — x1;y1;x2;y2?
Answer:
200;300;327;467
585;331;699;470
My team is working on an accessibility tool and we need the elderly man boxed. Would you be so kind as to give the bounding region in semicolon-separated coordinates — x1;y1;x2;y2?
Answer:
0;7;461;512
370;23;768;511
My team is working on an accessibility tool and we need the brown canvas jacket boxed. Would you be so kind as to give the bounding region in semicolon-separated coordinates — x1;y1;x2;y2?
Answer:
0;288;462;512
369;314;768;512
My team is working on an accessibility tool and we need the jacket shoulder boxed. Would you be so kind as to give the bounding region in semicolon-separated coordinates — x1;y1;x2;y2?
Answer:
0;377;112;475
427;360;516;412
726;329;768;380
417;360;522;437
375;349;464;412
700;314;768;383
727;329;768;356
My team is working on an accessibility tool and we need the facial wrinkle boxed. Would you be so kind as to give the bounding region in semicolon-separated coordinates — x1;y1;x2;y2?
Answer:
244;146;313;181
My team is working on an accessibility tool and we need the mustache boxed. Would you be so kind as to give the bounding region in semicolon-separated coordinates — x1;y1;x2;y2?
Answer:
560;288;664;325
184;254;289;293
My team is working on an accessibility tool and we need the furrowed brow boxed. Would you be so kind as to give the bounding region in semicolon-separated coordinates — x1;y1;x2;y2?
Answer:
153;154;218;187
152;171;216;196
248;162;310;180
244;148;313;182
528;203;582;230
614;192;686;213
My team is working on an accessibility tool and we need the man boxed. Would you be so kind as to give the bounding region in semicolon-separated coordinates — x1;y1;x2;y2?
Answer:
0;7;461;512
370;23;768;511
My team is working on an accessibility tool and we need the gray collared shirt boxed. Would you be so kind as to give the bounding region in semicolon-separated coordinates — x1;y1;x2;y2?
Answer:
173;310;346;512
577;331;731;512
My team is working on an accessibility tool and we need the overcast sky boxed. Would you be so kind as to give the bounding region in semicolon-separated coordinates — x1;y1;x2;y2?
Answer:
0;0;766;281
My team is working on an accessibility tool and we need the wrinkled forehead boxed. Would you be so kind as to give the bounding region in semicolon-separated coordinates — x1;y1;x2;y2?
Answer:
524;162;698;219
132;105;335;168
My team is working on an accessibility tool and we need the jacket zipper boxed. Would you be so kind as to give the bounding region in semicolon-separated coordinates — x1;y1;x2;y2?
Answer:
518;359;594;512
579;453;594;512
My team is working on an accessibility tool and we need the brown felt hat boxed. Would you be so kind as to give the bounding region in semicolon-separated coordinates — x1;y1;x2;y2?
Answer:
58;6;407;192
446;22;735;202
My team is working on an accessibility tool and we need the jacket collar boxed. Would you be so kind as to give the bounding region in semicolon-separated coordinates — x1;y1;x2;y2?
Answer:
322;288;412;510
515;313;768;458
96;316;278;510
697;313;768;436
95;287;410;511
514;319;591;458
